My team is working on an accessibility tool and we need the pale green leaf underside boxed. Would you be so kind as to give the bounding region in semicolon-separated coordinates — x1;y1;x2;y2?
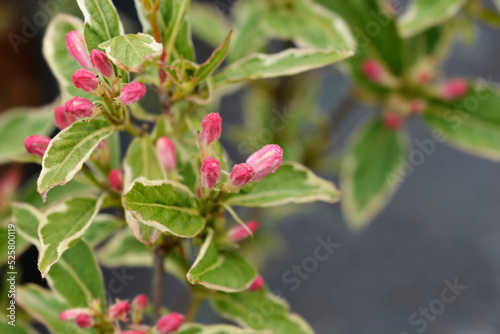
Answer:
187;229;257;292
178;324;268;334
37;119;115;199
188;2;231;48
97;228;152;267
341;117;407;230
17;284;93;334
12;202;42;247
214;48;354;86
212;290;314;334
38;196;103;277
83;214;123;247
0;104;54;164
227;162;340;207
123;177;205;238
399;0;467;37
99;33;163;72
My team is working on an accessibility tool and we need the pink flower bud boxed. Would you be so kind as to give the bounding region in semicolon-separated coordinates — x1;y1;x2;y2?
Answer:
24;135;51;157
441;79;468;100
383;112;404;131
72;69;99;92
361;59;384;83
132;294;148;311
0;166;21;210
200;157;221;189
108;169;123;193
75;313;93;328
54;106;77;130
229;220;260;242
200;113;222;146
59;308;84;322
249;275;264;291
230;163;255;187
120;81;147;105
156;137;177;171
65;96;94;118
66;31;92;70
109;300;131;319
410;100;425;115
156;313;185;334
90;49;114;77
245;144;283;182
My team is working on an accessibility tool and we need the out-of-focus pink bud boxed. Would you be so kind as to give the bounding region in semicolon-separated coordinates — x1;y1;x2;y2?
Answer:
383;112;404;131
132;294;148;311
108;169;123;193
361;59;384;83
410;100;425;115
156;313;185;334
120;81;147;105
109;300;131;319
229;220;260;242
24;135;51;157
90;49;114;77
230;163;255;187
66;31;92;70
75;313;93;328
441;79;468;100
200;113;222;146
245;144;283;182
200;157;221;189
59;308;84;321
156;137;177;171
72;69;99;92
416;71;433;84
0;166;21;210
65;97;94;118
54;106;77;130
249;275;264;291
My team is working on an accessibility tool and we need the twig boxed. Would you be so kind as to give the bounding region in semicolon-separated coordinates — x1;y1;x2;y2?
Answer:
152;246;166;322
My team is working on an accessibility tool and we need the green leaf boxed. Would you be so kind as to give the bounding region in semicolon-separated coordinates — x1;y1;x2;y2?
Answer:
212;290;314;334
0;322;36;334
187;229;256;292
77;0;124;51
123;177;205;238
261;0;354;51
189;2;231;48
37;119;115;200
83;214;123;247
16;284;92;334
99;33;163;73
214;48;354;87
12;203;42;247
399;0;467;37
423;83;500;161
194;31;232;83
43;15;97;102
341;117;407;229
97;228;152;267
38;196;103;277
47;240;105;308
0;104;54;164
227;162;340;208
163;0;191;59
178;324;267;334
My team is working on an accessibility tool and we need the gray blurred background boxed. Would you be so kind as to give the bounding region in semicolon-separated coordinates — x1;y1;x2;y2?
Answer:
2;0;500;333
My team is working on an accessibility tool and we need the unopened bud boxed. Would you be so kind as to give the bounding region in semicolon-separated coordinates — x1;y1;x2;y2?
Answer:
200;113;222;146
156;313;185;334
59;308;85;322
66;31;92;70
24;135;50;157
65;97;94;118
90;49;114;77
229;220;260;242
249;275;264;291
245;144;283;182
383;112;404;131
230;163;255;187
120;81;147;105
54;106;77;130
361;59;384;83
156;137;177;171
441;79;468;100
200;157;221;189
75;313;93;328
410;100;425;115
109;300;131;320
72;69;99;92
108;169;123;193
132;294;148;311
